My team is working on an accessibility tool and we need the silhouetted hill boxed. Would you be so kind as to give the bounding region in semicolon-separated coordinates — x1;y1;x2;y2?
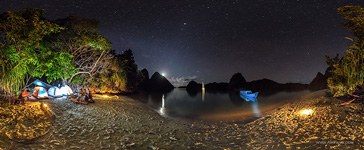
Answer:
205;82;229;92
246;78;280;91
228;73;246;90
186;81;201;96
309;67;331;91
186;73;310;96
186;81;201;92
142;72;174;93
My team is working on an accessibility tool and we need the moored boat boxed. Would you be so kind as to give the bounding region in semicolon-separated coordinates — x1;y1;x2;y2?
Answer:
240;90;259;102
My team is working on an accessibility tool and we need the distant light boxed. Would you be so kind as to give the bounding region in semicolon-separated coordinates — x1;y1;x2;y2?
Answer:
299;109;314;116
161;73;166;77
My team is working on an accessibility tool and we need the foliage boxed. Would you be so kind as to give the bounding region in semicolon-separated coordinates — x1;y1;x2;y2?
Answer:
0;9;142;98
326;6;364;97
88;50;124;93
89;49;143;93
51;16;112;84
0;9;64;97
118;49;140;92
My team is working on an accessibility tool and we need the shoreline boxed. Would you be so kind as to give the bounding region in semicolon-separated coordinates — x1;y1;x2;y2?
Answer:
191;90;364;149
1;90;364;149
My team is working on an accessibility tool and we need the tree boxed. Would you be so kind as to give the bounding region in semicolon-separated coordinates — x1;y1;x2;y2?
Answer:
326;6;364;97
51;16;112;84
89;50;126;93
0;9;65;98
89;49;142;93
118;49;139;92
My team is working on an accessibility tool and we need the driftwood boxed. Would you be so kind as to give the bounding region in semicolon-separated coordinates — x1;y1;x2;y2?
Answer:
340;94;364;106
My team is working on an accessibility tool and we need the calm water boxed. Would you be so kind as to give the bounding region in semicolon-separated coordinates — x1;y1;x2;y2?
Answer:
142;88;311;121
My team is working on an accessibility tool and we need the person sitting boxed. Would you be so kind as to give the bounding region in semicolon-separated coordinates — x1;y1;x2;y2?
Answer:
20;89;36;102
85;88;94;103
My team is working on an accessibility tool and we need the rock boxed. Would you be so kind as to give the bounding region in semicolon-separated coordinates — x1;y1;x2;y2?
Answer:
228;73;246;90
186;81;201;96
169;137;177;141
144;72;174;93
309;72;327;91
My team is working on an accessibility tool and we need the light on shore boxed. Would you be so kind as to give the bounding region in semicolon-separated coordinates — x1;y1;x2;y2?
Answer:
299;109;314;116
101;95;111;98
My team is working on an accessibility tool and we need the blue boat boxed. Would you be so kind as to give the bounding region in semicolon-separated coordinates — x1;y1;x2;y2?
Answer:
240;90;259;102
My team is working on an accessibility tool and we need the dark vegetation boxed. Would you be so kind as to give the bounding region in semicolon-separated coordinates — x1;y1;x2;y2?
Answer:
0;9;146;101
186;72;310;96
326;6;364;98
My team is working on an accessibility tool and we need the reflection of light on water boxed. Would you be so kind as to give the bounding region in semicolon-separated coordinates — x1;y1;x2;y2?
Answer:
159;94;165;115
252;101;261;117
202;82;205;101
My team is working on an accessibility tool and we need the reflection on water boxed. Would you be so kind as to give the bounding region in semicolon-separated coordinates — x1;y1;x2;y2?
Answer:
143;88;310;121
201;88;205;101
202;82;205;101
159;94;166;116
251;101;261;117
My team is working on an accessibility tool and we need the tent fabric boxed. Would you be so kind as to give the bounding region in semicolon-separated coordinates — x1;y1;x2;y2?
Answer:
28;79;52;88
33;87;48;98
60;85;73;96
48;87;63;97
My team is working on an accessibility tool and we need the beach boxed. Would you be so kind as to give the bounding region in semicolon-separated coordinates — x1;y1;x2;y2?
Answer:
1;91;364;149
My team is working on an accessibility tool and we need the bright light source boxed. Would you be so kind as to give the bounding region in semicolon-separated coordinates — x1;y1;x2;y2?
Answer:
161;73;166;77
299;109;314;116
43;103;48;109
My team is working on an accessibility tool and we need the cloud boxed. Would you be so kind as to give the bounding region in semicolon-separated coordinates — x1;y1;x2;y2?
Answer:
167;76;197;87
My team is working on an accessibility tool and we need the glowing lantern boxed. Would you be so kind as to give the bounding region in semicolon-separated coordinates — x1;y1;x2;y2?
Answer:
299;109;314;116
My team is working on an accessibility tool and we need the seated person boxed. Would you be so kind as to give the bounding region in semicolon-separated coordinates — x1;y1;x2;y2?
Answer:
21;89;36;101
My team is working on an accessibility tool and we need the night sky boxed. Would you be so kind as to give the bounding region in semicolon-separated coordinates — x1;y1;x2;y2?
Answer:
1;0;364;86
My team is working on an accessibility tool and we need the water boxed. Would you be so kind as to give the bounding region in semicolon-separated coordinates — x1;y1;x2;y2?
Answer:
141;88;311;121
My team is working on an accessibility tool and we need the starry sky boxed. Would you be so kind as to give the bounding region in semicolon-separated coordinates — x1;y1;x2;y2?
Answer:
1;0;364;86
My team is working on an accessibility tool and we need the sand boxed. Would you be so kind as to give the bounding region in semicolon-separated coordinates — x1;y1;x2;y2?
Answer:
2;90;364;149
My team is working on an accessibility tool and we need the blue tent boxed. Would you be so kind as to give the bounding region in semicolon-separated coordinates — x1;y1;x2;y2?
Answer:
24;79;52;99
27;79;52;88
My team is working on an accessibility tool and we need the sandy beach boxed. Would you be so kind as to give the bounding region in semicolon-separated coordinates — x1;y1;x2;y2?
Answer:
191;90;364;149
0;96;192;149
1;91;364;149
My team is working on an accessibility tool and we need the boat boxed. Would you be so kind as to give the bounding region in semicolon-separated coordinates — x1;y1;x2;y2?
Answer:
240;90;259;102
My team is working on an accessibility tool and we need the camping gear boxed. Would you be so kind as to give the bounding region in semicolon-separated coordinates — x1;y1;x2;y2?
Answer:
48;86;63;97
60;84;73;96
24;80;51;99
31;79;52;88
33;86;48;99
240;90;259;102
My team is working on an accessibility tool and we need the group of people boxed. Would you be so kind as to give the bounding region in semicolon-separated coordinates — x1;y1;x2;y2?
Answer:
71;87;95;104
